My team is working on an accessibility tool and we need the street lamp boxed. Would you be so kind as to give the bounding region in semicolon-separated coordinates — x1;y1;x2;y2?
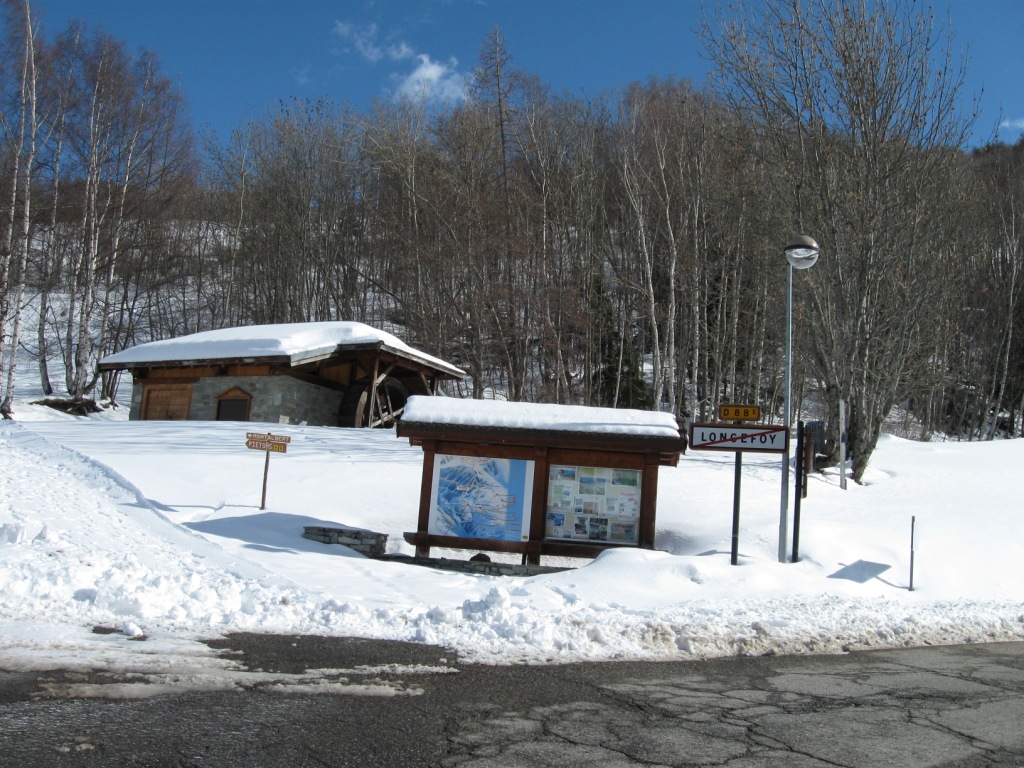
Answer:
779;235;819;563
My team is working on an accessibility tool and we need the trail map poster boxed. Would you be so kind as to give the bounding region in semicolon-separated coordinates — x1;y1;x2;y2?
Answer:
428;454;534;542
545;465;641;545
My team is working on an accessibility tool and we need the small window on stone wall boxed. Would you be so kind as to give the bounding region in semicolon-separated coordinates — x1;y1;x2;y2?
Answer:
216;387;252;421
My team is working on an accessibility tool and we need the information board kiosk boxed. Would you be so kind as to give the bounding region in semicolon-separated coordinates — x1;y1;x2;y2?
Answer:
397;397;686;564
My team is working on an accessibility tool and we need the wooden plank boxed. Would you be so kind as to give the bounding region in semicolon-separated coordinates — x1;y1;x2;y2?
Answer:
246;440;287;453
403;532;542;555
547;448;647;470
639;455;660;548
415;450;436;557
402;532;644;560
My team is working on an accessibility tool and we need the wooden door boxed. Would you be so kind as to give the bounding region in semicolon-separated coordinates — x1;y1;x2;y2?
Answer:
141;384;193;420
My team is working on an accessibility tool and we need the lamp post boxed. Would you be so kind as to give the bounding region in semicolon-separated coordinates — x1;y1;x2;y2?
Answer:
779;235;819;563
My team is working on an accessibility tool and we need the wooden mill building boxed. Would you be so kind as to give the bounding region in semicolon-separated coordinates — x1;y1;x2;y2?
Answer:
98;322;466;427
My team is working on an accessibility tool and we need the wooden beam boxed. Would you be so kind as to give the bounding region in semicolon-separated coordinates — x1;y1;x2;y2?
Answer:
367;356;381;427
271;365;347;391
373;361;397;386
369;404;405;428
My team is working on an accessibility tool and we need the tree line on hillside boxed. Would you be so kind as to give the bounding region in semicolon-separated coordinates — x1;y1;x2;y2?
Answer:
1;0;1022;482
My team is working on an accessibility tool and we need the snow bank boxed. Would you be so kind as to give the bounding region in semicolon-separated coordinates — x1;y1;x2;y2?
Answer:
2;413;1023;672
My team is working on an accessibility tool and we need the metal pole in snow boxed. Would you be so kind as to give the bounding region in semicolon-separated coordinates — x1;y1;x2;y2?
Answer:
792;421;804;562
839;398;848;490
731;453;742;565
909;515;916;591
779;263;794;562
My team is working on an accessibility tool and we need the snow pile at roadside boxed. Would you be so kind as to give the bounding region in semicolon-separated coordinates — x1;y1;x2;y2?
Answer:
2;414;1023;671
0;423;308;630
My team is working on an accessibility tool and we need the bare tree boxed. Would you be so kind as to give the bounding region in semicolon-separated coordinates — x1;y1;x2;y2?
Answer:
466;28;538;401
0;0;41;417
703;0;974;481
940;140;1024;439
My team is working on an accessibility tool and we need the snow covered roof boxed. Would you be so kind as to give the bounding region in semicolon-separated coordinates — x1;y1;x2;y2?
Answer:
99;322;465;377
402;395;682;439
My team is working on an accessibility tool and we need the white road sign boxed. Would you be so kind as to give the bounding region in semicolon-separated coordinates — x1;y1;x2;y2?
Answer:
689;423;789;453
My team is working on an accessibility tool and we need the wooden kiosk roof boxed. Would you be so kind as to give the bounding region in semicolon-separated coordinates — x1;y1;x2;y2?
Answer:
398;396;686;461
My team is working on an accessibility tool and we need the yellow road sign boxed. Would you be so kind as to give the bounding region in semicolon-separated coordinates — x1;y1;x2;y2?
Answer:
718;404;762;422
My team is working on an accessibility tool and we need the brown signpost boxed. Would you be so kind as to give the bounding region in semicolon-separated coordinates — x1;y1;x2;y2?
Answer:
246;432;291;445
246;432;290;509
246;439;288;453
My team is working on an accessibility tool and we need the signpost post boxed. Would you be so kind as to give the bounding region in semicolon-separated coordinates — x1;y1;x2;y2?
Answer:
246;432;291;509
689;414;788;565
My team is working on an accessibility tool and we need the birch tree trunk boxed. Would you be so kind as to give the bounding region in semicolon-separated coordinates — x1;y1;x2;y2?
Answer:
1;0;40;417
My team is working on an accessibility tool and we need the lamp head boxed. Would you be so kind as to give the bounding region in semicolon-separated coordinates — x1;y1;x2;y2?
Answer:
785;235;819;269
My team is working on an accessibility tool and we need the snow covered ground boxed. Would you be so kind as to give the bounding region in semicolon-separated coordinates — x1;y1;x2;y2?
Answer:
2;391;1022;681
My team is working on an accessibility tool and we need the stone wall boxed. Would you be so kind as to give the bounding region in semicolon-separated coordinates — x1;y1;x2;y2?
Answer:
128;385;143;420
302;525;389;557
190;375;343;426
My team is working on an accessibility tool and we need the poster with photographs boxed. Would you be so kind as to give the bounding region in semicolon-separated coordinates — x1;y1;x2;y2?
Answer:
545;465;642;545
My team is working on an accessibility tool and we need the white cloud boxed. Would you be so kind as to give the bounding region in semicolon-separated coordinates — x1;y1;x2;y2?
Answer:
334;20;467;105
334;21;415;63
999;117;1024;133
393;54;467;104
387;41;415;61
334;21;385;62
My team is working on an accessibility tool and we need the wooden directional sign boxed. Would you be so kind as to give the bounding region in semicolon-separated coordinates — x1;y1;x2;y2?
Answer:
246;439;287;453
718;404;762;422
689;422;788;453
245;432;290;454
246;432;291;444
245;432;291;510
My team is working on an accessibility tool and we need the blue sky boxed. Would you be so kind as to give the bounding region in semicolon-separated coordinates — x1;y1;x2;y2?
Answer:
30;0;1024;148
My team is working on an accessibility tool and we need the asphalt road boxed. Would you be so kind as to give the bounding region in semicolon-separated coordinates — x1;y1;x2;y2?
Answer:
1;635;1022;767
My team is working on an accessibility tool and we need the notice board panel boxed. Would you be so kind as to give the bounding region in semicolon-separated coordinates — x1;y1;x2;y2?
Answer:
544;464;642;545
427;454;535;542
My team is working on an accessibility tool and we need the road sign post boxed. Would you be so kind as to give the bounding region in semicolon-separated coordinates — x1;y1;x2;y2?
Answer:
909;515;917;592
731;452;743;565
246;432;290;509
792;421;804;562
689;420;789;565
